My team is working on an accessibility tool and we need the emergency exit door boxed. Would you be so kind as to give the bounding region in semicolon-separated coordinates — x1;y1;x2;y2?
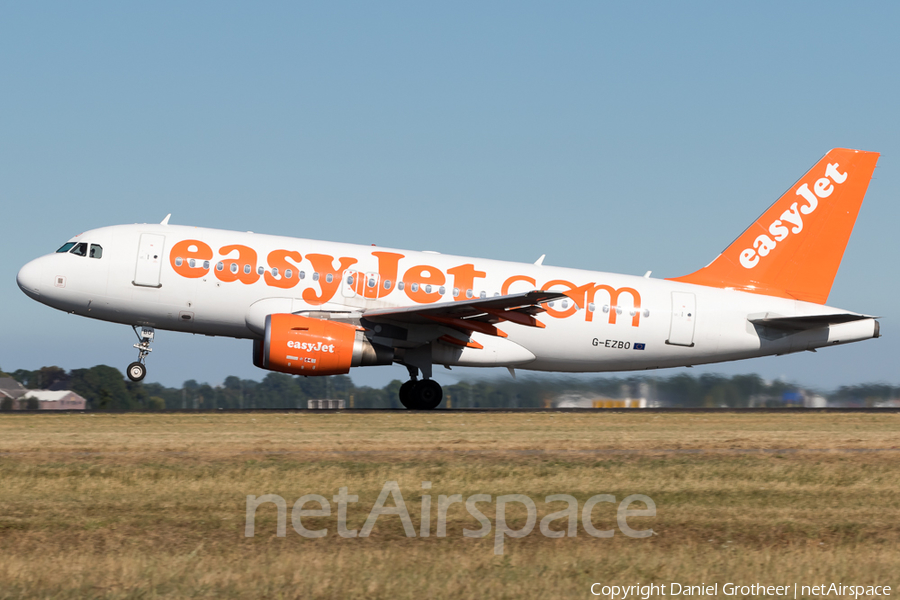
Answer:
667;291;696;347
133;234;166;287
340;270;381;299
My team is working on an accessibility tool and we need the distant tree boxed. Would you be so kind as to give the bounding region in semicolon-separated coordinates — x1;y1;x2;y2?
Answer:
0;398;13;411
222;376;246;409
4;361;888;411
257;373;301;408
11;369;35;388
37;366;69;389
658;373;703;407
8;366;67;389
69;365;133;410
25;397;39;410
196;383;216;409
831;383;898;405
142;382;182;409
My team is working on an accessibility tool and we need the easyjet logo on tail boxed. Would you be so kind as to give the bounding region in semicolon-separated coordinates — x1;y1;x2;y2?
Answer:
739;162;848;269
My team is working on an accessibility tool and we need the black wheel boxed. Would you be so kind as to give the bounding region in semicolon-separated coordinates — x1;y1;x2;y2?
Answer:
411;379;443;410
398;380;416;409
127;362;146;382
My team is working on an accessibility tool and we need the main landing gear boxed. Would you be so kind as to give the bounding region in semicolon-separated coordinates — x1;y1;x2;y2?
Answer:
398;365;443;410
126;326;155;382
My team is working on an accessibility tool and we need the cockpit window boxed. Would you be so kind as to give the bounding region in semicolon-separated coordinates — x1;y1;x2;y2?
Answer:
89;244;103;259
70;243;88;257
56;242;76;253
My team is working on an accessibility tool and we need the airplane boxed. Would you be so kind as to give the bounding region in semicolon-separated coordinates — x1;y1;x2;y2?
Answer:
16;148;880;409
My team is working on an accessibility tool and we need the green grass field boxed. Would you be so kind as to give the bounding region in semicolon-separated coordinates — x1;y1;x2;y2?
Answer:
0;411;898;599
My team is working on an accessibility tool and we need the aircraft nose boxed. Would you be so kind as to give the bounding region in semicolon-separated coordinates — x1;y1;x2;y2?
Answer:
17;258;44;300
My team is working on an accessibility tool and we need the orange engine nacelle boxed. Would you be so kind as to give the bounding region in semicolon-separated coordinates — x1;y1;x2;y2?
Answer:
253;313;392;376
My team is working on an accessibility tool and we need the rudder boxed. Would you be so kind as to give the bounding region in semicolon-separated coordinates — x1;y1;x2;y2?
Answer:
668;148;879;304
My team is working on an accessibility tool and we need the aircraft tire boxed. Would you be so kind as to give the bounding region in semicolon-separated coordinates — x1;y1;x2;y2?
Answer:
398;380;416;409
410;379;443;410
127;362;147;382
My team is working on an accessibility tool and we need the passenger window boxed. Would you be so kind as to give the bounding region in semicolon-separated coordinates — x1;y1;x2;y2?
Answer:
325;273;333;283
216;262;224;271
243;264;251;274
453;288;460;297
466;289;473;299
312;272;319;282
398;281;405;291
299;271;305;279
384;280;391;289
272;267;279;278
70;243;88;256
56;243;75;253
257;266;264;275
410;283;419;293
285;269;292;279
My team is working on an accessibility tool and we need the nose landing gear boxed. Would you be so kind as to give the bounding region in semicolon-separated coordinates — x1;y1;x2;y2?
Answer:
127;326;155;382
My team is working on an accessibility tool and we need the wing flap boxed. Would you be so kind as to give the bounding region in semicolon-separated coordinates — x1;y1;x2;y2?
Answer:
361;290;567;342
362;290;567;325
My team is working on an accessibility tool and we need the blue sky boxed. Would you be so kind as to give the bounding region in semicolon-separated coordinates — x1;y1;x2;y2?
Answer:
2;2;899;391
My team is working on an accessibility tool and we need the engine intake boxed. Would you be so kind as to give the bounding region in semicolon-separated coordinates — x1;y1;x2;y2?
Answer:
254;313;392;376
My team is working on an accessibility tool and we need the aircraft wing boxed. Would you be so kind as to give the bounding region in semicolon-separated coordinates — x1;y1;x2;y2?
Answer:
748;313;876;332
361;290;568;342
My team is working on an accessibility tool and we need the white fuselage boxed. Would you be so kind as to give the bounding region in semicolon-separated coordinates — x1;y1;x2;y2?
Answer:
16;223;877;373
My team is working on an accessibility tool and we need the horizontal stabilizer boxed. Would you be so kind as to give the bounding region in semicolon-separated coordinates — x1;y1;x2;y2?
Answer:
748;313;875;332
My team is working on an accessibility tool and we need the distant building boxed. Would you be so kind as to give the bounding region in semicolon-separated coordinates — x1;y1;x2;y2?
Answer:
804;394;827;408
308;399;345;410
554;393;648;409
0;377;28;403
874;399;900;408
22;390;87;410
0;377;87;410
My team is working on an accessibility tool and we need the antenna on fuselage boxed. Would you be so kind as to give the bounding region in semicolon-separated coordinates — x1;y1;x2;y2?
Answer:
534;254;545;266
160;214;171;225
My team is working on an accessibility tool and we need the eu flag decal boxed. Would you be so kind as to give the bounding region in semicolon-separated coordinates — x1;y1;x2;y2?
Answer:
634;343;646;350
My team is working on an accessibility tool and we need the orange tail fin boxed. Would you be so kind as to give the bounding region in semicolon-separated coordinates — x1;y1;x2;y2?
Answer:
668;148;879;304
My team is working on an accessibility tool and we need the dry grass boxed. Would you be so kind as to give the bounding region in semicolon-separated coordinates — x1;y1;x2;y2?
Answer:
0;412;898;599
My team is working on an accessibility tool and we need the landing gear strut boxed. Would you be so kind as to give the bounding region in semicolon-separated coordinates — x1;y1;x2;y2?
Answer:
398;364;443;410
127;326;155;382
